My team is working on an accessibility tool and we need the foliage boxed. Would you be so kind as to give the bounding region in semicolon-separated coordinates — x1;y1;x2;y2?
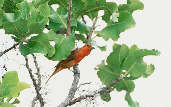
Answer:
96;44;159;107
0;71;30;107
0;0;160;106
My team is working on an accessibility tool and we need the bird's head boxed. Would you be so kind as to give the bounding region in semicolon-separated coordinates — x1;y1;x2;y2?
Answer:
86;44;95;50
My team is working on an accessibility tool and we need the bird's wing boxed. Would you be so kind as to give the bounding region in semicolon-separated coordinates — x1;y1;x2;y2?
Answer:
56;48;79;68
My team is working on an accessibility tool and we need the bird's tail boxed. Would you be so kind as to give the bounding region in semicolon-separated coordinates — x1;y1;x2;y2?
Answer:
45;66;63;84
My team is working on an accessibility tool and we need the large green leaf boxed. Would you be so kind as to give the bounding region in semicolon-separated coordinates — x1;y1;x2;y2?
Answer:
98;12;135;41
1;71;19;86
3;17;29;38
19;33;55;57
125;92;140;107
49;35;75;61
97;61;120;85
16;1;30;19
0;71;30;98
49;7;77;33
96;0;144;41
49;7;67;32
27;3;49;34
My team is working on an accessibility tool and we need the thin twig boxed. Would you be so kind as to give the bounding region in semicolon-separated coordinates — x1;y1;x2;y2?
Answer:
0;40;23;57
31;54;42;106
66;0;72;36
32;97;37;107
78;82;92;89
58;65;80;107
82;16;86;24
87;17;98;44
24;56;45;107
66;76;123;106
32;54;41;89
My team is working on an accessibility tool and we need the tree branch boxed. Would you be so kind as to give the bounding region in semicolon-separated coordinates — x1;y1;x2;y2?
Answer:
24;56;45;107
58;65;80;107
66;76;124;106
32;54;41;89
0;40;24;57
87;17;98;44
66;0;72;36
31;54;43;107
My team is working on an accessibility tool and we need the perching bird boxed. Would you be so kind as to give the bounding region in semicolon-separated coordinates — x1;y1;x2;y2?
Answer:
46;44;94;84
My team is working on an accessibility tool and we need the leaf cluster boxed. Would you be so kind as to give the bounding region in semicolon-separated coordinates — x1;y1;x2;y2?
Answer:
96;44;160;106
0;71;30;107
0;0;160;106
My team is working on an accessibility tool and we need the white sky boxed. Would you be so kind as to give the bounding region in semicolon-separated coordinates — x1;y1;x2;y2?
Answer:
0;0;171;107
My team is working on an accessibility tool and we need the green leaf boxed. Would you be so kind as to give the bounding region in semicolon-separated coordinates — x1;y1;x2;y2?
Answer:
143;64;155;78
49;7;77;32
122;45;160;78
125;92;140;107
38;1;50;17
27;4;48;34
49;7;67;31
3;18;29;38
98;12;136;41
106;44;129;73
98;46;107;51
19;33;55;57
0;71;30;98
115;80;135;93
33;0;49;7
73;0;117;20
0;102;15;107
49;35;75;61
2;0;18;13
17;82;30;91
75;34;88;43
76;20;91;34
119;0;144;13
0;0;4;8
16;1;30;19
1;71;19;86
100;90;111;102
97;61;120;85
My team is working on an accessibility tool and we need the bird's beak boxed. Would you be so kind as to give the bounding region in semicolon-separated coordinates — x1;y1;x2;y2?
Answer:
91;47;95;50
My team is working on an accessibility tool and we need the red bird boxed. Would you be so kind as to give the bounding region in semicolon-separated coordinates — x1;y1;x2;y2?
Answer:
46;44;94;84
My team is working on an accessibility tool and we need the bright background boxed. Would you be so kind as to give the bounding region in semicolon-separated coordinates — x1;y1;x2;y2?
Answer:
0;0;171;107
